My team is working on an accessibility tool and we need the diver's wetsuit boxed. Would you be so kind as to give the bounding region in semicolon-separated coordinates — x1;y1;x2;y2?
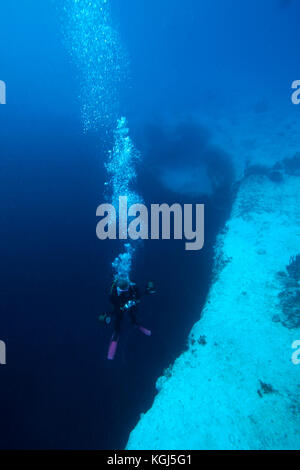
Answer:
109;282;141;341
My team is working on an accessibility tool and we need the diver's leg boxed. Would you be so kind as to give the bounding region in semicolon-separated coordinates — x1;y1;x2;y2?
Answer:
138;326;152;336
108;310;122;360
112;310;122;341
129;306;139;326
130;307;151;336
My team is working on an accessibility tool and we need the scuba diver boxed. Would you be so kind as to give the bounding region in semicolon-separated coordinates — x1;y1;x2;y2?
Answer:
99;279;156;360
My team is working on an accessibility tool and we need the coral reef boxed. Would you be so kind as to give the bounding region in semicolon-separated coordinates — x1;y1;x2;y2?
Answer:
257;380;277;398
127;172;300;450
283;153;300;177
244;163;284;183
140;120;234;198
277;255;300;328
211;226;232;281
198;335;207;346
268;171;284;183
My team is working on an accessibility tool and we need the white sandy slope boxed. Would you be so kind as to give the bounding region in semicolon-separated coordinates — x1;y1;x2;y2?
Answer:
203;100;300;178
158;101;300;197
126;174;300;450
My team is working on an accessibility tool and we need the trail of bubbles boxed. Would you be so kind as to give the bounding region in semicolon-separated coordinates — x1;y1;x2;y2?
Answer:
105;117;143;210
62;0;128;132
112;244;134;284
105;117;143;281
62;0;142;283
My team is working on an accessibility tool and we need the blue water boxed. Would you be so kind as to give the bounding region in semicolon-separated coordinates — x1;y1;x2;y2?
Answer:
0;0;299;449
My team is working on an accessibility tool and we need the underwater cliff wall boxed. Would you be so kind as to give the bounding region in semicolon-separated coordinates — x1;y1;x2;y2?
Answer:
126;170;300;450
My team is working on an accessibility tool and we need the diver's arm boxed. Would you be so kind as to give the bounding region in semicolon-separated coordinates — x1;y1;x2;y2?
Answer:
134;282;156;298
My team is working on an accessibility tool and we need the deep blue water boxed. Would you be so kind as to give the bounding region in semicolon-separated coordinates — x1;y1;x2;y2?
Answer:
0;0;299;449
